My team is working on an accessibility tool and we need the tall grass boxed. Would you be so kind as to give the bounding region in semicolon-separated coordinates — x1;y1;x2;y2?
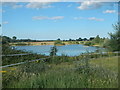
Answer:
2;45;118;88
2;55;118;88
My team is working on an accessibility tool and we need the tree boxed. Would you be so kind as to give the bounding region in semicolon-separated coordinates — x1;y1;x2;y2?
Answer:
2;36;12;44
89;37;95;41
76;37;82;41
107;22;120;51
57;38;61;41
83;38;88;41
12;36;17;40
69;39;72;41
12;36;17;42
50;46;58;56
102;38;110;48
92;35;101;43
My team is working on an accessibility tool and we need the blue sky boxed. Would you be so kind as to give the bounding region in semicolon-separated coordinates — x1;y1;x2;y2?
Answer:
2;2;118;40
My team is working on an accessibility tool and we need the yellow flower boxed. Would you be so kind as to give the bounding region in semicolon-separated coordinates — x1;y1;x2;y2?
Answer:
0;71;7;73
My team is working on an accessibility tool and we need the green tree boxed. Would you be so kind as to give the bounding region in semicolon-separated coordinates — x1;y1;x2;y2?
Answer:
50;46;58;56
2;36;12;44
92;35;101;44
108;22;120;51
76;37;82;41
102;38;110;48
57;38;61;41
89;37;95;41
12;36;17;42
12;36;17;40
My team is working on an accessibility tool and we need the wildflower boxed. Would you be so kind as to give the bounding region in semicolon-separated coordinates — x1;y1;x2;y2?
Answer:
0;71;7;73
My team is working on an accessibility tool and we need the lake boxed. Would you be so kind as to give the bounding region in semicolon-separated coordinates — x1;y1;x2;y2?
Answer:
14;44;100;56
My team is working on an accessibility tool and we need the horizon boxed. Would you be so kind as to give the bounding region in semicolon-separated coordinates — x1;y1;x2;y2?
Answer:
2;2;118;40
2;35;106;41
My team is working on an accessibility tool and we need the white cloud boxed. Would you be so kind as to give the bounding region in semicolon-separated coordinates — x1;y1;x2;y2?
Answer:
88;17;104;21
2;2;23;9
2;21;9;24
26;2;52;9
50;16;64;20
32;16;64;20
2;1;57;10
25;0;60;9
74;16;104;21
103;10;116;13
28;0;60;2
77;1;103;10
73;17;84;20
33;16;49;20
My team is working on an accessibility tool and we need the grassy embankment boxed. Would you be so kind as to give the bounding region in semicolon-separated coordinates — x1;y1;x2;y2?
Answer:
2;46;119;88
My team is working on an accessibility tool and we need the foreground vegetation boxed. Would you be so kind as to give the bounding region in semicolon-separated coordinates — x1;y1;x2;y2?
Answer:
2;44;119;88
1;22;119;88
2;51;118;88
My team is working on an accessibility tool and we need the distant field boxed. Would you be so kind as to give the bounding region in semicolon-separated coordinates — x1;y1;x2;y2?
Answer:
9;41;90;46
9;41;55;46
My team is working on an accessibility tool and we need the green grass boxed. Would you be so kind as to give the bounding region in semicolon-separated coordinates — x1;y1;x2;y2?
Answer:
89;56;118;73
2;56;118;88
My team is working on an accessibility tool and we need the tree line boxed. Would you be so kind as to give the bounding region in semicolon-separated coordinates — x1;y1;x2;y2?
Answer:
0;35;100;44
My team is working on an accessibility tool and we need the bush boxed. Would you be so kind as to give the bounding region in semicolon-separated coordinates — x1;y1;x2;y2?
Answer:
84;42;94;46
54;40;65;45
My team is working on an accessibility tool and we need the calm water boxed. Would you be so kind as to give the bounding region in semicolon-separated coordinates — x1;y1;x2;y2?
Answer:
14;44;99;56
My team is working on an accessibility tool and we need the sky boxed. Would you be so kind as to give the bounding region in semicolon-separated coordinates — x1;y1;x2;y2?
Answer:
1;1;118;40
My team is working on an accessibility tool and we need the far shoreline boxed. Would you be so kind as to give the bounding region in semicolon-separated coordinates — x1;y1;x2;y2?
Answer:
9;41;101;48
